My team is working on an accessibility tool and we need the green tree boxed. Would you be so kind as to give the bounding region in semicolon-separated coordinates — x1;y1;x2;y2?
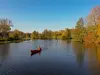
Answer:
47;30;53;39
31;31;39;39
42;29;48;39
72;17;86;42
61;28;71;40
53;31;58;39
13;29;23;40
25;33;31;40
65;28;71;38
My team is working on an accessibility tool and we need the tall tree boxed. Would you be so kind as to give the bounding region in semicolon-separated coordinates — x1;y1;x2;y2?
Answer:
87;6;100;26
31;31;39;39
73;17;86;42
42;29;52;39
64;28;71;39
0;19;12;38
85;6;100;43
25;33;31;40
53;31;58;39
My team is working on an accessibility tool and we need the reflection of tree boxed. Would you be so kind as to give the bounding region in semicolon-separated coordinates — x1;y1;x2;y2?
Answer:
66;40;71;44
72;42;85;66
32;40;39;48
84;42;100;75
43;40;53;48
84;42;98;64
60;40;71;48
0;44;10;67
44;40;48;48
61;40;71;45
97;47;100;65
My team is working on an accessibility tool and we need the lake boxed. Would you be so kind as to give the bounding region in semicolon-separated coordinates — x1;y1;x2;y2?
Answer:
0;40;100;75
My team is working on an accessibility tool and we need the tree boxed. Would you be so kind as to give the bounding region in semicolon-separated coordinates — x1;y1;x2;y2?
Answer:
0;19;12;38
61;28;71;39
53;31;58;39
87;6;100;26
41;29;53;39
13;29;23;40
85;6;100;43
72;17;86;42
84;25;97;43
25;33;31;40
42;29;48;39
31;31;39;39
66;28;71;38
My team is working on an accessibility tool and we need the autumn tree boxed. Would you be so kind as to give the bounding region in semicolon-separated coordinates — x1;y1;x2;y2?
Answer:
72;17;86;42
0;19;12;38
85;6;100;43
87;6;100;26
84;25;97;43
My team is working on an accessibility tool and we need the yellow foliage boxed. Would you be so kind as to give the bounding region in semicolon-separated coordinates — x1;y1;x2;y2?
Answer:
97;23;100;36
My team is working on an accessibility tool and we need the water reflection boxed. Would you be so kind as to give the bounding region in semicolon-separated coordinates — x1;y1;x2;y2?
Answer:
72;41;100;75
1;40;100;75
43;40;53;47
60;40;71;46
72;42;85;66
0;44;10;67
97;47;100;65
84;43;100;75
84;43;98;64
65;40;71;44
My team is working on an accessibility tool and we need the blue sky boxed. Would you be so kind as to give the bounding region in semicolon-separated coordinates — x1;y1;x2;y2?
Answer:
0;0;100;32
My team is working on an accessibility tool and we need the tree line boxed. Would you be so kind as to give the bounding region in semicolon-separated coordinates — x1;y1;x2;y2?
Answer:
72;6;100;44
0;6;100;44
0;21;72;40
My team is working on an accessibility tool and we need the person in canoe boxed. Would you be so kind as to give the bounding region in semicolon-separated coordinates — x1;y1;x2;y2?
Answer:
37;46;42;51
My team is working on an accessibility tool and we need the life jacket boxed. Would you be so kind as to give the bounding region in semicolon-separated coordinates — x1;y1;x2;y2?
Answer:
37;47;41;50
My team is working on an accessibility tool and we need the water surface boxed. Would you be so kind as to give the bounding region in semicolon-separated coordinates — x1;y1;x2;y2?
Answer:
0;40;100;75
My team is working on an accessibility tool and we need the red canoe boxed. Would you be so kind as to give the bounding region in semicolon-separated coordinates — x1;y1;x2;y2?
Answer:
30;48;42;56
31;50;41;53
31;48;42;53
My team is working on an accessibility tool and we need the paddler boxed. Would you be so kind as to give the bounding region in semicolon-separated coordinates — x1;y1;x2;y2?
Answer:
37;45;41;51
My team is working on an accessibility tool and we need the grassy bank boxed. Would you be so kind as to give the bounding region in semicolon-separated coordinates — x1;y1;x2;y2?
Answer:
0;38;30;44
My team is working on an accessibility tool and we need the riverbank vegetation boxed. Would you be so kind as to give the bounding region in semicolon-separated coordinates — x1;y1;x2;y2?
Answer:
0;6;100;44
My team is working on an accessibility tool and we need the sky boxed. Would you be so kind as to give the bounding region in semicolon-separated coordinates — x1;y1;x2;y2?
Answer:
0;0;100;32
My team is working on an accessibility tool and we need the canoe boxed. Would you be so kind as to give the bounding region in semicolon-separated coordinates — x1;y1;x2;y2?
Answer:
31;49;41;53
30;49;42;56
31;48;42;53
